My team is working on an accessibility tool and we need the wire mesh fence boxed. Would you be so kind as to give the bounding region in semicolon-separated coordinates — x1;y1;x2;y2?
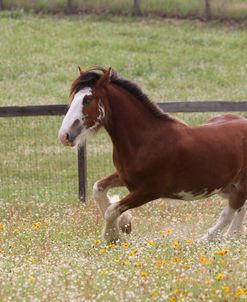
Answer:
0;114;115;203
0;116;78;203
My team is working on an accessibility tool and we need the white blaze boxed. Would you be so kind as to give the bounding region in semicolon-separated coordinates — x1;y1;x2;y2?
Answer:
58;88;92;147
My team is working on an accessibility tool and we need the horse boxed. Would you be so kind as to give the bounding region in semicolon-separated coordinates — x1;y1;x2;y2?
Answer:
58;66;247;243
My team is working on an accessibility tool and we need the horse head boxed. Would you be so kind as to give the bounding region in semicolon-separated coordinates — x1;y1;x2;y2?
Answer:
58;67;112;147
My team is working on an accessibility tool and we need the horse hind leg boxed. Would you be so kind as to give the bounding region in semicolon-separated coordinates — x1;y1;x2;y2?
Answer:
201;205;236;241
225;202;247;237
224;179;247;237
202;183;247;241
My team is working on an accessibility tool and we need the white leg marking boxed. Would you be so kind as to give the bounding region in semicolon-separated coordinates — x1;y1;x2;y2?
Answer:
105;203;121;222
201;205;236;241
103;219;120;244
93;181;110;216
93;181;132;238
225;203;247;237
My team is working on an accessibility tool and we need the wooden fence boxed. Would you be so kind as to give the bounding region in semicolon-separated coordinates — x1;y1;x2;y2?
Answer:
1;101;247;201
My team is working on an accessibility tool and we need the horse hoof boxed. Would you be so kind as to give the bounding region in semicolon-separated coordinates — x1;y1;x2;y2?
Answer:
118;212;132;234
199;233;211;242
104;231;120;245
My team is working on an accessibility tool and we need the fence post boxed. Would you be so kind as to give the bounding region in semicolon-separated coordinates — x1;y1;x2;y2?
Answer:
204;0;212;20
0;0;4;10
78;144;87;202
66;0;74;12
133;0;142;16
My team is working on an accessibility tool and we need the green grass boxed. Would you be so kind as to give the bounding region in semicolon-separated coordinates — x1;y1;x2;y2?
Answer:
0;13;247;107
0;14;247;301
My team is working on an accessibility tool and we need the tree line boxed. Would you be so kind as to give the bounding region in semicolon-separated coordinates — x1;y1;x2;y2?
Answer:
0;0;213;20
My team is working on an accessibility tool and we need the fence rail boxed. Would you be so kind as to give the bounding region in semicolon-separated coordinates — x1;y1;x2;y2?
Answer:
1;101;247;202
2;101;247;117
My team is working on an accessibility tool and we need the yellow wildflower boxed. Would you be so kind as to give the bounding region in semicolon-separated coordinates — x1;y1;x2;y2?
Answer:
0;223;4;233
94;239;101;244
101;269;108;275
147;240;155;246
169;295;177;302
172;240;180;249
122;259;129;264
185;239;193;244
215;273;225;281
199;257;211;265
149;291;158;297
127;249;138;257
236;288;247;297
99;248;107;254
33;222;41;229
134;261;143;268
215;249;228;255
107;243;116;248
27;276;35;283
222;286;230;293
156;259;167;268
140;271;148;277
165;228;172;234
122;242;129;248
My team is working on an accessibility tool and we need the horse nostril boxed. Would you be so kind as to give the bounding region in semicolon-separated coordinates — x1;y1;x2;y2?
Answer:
66;133;70;142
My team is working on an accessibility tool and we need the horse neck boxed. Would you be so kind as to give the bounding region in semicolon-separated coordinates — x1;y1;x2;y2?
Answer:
103;85;178;152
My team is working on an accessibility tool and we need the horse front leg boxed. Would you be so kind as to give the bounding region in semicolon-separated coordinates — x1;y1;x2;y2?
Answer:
104;191;151;243
93;172;132;242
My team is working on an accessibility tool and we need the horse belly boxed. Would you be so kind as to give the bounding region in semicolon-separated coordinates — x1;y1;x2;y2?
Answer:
171;188;222;201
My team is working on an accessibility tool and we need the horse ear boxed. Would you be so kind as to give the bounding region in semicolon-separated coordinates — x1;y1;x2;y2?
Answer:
96;68;112;88
78;66;83;75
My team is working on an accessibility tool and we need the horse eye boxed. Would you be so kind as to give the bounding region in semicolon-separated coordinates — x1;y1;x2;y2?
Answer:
83;95;93;105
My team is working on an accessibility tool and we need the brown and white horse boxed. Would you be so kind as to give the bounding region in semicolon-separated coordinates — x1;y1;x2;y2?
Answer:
59;67;247;243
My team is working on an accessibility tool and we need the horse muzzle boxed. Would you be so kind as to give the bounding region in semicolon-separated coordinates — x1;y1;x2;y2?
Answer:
58;123;84;147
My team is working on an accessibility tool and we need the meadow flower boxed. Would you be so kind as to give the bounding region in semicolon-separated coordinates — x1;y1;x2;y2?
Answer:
147;240;155;246
185;239;193;244
166;228;172;233
169;295;177;302
94;239;101;244
140;271;148;277
236;288;247;297
27;276;36;283
222;286;230;293
215;249;228;255
0;223;4;233
149;291;158;297
122;242;129;248
172;240;180;249
215;273;225;281
101;269;108;275
99;248;107;254
199;257;211;265
107;243;116;248
121;259;129;264
134;261;143;268
127;249;138;257
32;222;41;229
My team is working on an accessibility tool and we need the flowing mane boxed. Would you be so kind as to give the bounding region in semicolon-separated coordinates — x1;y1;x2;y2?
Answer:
69;67;171;119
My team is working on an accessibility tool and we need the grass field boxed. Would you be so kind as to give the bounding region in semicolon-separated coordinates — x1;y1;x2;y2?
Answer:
0;14;247;301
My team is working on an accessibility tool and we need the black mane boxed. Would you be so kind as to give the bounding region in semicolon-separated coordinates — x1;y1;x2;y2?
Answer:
70;67;170;119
